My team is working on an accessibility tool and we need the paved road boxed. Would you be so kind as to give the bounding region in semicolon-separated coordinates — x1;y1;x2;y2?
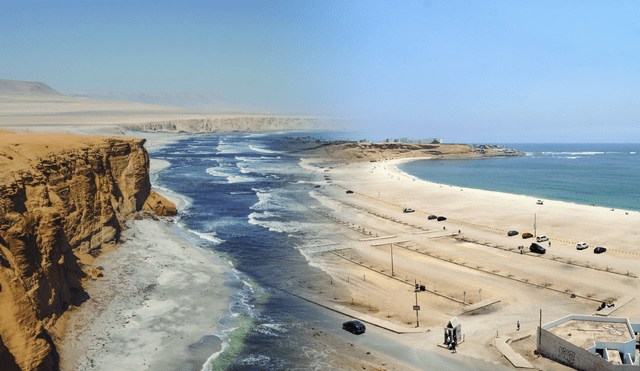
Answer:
317;307;513;371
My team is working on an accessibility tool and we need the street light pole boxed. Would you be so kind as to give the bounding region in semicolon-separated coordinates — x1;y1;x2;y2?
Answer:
415;290;420;327
390;243;394;276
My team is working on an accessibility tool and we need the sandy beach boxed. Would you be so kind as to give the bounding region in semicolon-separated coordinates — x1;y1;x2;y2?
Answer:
57;151;235;371
295;156;640;369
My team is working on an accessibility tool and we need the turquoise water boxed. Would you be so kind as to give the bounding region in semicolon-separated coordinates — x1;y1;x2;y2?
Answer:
397;143;640;212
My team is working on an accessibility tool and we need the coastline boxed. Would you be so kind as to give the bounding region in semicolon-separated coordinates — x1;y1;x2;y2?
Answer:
58;133;236;371
297;155;640;369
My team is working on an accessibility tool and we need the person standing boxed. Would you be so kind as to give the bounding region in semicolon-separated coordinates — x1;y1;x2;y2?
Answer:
517;320;520;331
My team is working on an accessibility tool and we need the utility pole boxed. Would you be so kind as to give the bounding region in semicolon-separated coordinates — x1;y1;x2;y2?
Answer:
538;309;542;353
414;283;420;328
390;243;394;276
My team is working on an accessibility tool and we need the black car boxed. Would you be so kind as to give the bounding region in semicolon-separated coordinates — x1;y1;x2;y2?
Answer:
346;190;354;194
594;246;606;254
428;215;437;220
342;320;366;334
508;230;519;236
437;216;446;221
529;243;546;254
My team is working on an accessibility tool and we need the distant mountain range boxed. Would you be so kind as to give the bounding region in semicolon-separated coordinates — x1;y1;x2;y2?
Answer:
0;79;62;95
61;90;277;113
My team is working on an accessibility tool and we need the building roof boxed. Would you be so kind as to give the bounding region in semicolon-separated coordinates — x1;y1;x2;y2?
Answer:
547;319;633;350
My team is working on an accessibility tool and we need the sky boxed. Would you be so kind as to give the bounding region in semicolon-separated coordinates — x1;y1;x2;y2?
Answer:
1;0;639;143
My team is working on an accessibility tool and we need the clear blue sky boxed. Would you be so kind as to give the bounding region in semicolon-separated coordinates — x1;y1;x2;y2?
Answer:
1;0;639;142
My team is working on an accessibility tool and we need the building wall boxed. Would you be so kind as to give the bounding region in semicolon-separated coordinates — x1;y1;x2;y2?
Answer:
538;327;640;370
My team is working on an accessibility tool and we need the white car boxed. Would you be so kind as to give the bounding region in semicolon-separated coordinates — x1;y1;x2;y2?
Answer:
576;242;589;250
536;235;549;242
403;208;415;213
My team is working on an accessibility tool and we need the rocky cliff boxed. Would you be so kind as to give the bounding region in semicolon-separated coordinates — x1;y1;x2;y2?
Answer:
0;132;173;371
126;116;320;133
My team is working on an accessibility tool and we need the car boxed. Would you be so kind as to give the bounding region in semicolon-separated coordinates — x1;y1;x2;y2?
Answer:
314;185;321;188
594;246;606;254
508;230;519;236
529;243;546;254
536;235;549;242
576;242;589;250
403;208;415;213
346;190;354;194
437;216;446;221
428;215;437;220
522;232;533;239
342;320;366;334
536;200;544;205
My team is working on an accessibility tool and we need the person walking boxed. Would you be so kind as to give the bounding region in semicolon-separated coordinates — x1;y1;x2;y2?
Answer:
517;320;520;331
451;341;457;353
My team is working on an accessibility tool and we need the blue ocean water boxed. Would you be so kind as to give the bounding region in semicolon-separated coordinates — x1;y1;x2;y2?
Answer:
397;143;640;211
150;132;335;370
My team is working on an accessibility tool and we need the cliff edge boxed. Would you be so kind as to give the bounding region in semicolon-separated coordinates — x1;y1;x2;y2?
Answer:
0;131;174;371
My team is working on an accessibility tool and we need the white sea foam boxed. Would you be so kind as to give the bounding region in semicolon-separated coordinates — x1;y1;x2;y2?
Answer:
236;354;271;366
541;151;604;156
206;167;258;183
190;230;225;245
249;145;283;154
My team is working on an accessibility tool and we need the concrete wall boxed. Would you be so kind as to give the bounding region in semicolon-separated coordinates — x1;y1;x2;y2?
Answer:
539;327;640;370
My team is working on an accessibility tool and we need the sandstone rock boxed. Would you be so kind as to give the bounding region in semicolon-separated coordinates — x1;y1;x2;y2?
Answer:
0;132;156;371
142;190;177;217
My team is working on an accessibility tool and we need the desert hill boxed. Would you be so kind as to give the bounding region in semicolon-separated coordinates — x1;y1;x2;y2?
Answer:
62;90;273;113
0;79;62;96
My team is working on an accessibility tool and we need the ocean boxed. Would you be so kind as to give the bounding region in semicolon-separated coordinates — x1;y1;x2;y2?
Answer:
145;132;527;371
149;132;338;370
397;143;640;212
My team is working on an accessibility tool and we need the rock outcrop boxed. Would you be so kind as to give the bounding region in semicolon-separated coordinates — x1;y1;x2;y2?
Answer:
0;132;170;370
126;116;320;133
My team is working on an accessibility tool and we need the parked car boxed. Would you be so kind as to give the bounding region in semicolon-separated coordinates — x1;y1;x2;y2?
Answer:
508;230;519;236
314;185;321;188
529;243;546;254
522;232;533;239
536;235;549;243
536;200;544;205
428;215;437;220
342;320;366;334
576;242;589;250
403;208;415;213
346;190;354;194
437;216;447;221
594;246;607;254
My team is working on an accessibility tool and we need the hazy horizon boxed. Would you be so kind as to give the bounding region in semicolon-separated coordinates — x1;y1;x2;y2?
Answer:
1;0;639;143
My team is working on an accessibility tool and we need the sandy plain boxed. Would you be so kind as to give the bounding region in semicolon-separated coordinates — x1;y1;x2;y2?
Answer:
296;156;640;370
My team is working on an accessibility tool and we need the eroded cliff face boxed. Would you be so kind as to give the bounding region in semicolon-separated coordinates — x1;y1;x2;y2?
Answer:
0;132;169;371
126;116;320;133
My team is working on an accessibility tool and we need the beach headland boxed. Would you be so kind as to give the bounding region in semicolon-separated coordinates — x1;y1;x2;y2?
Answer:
293;140;524;163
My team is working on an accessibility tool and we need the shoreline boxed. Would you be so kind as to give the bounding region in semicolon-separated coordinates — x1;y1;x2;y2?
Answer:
57;132;238;371
394;153;640;215
296;155;640;369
